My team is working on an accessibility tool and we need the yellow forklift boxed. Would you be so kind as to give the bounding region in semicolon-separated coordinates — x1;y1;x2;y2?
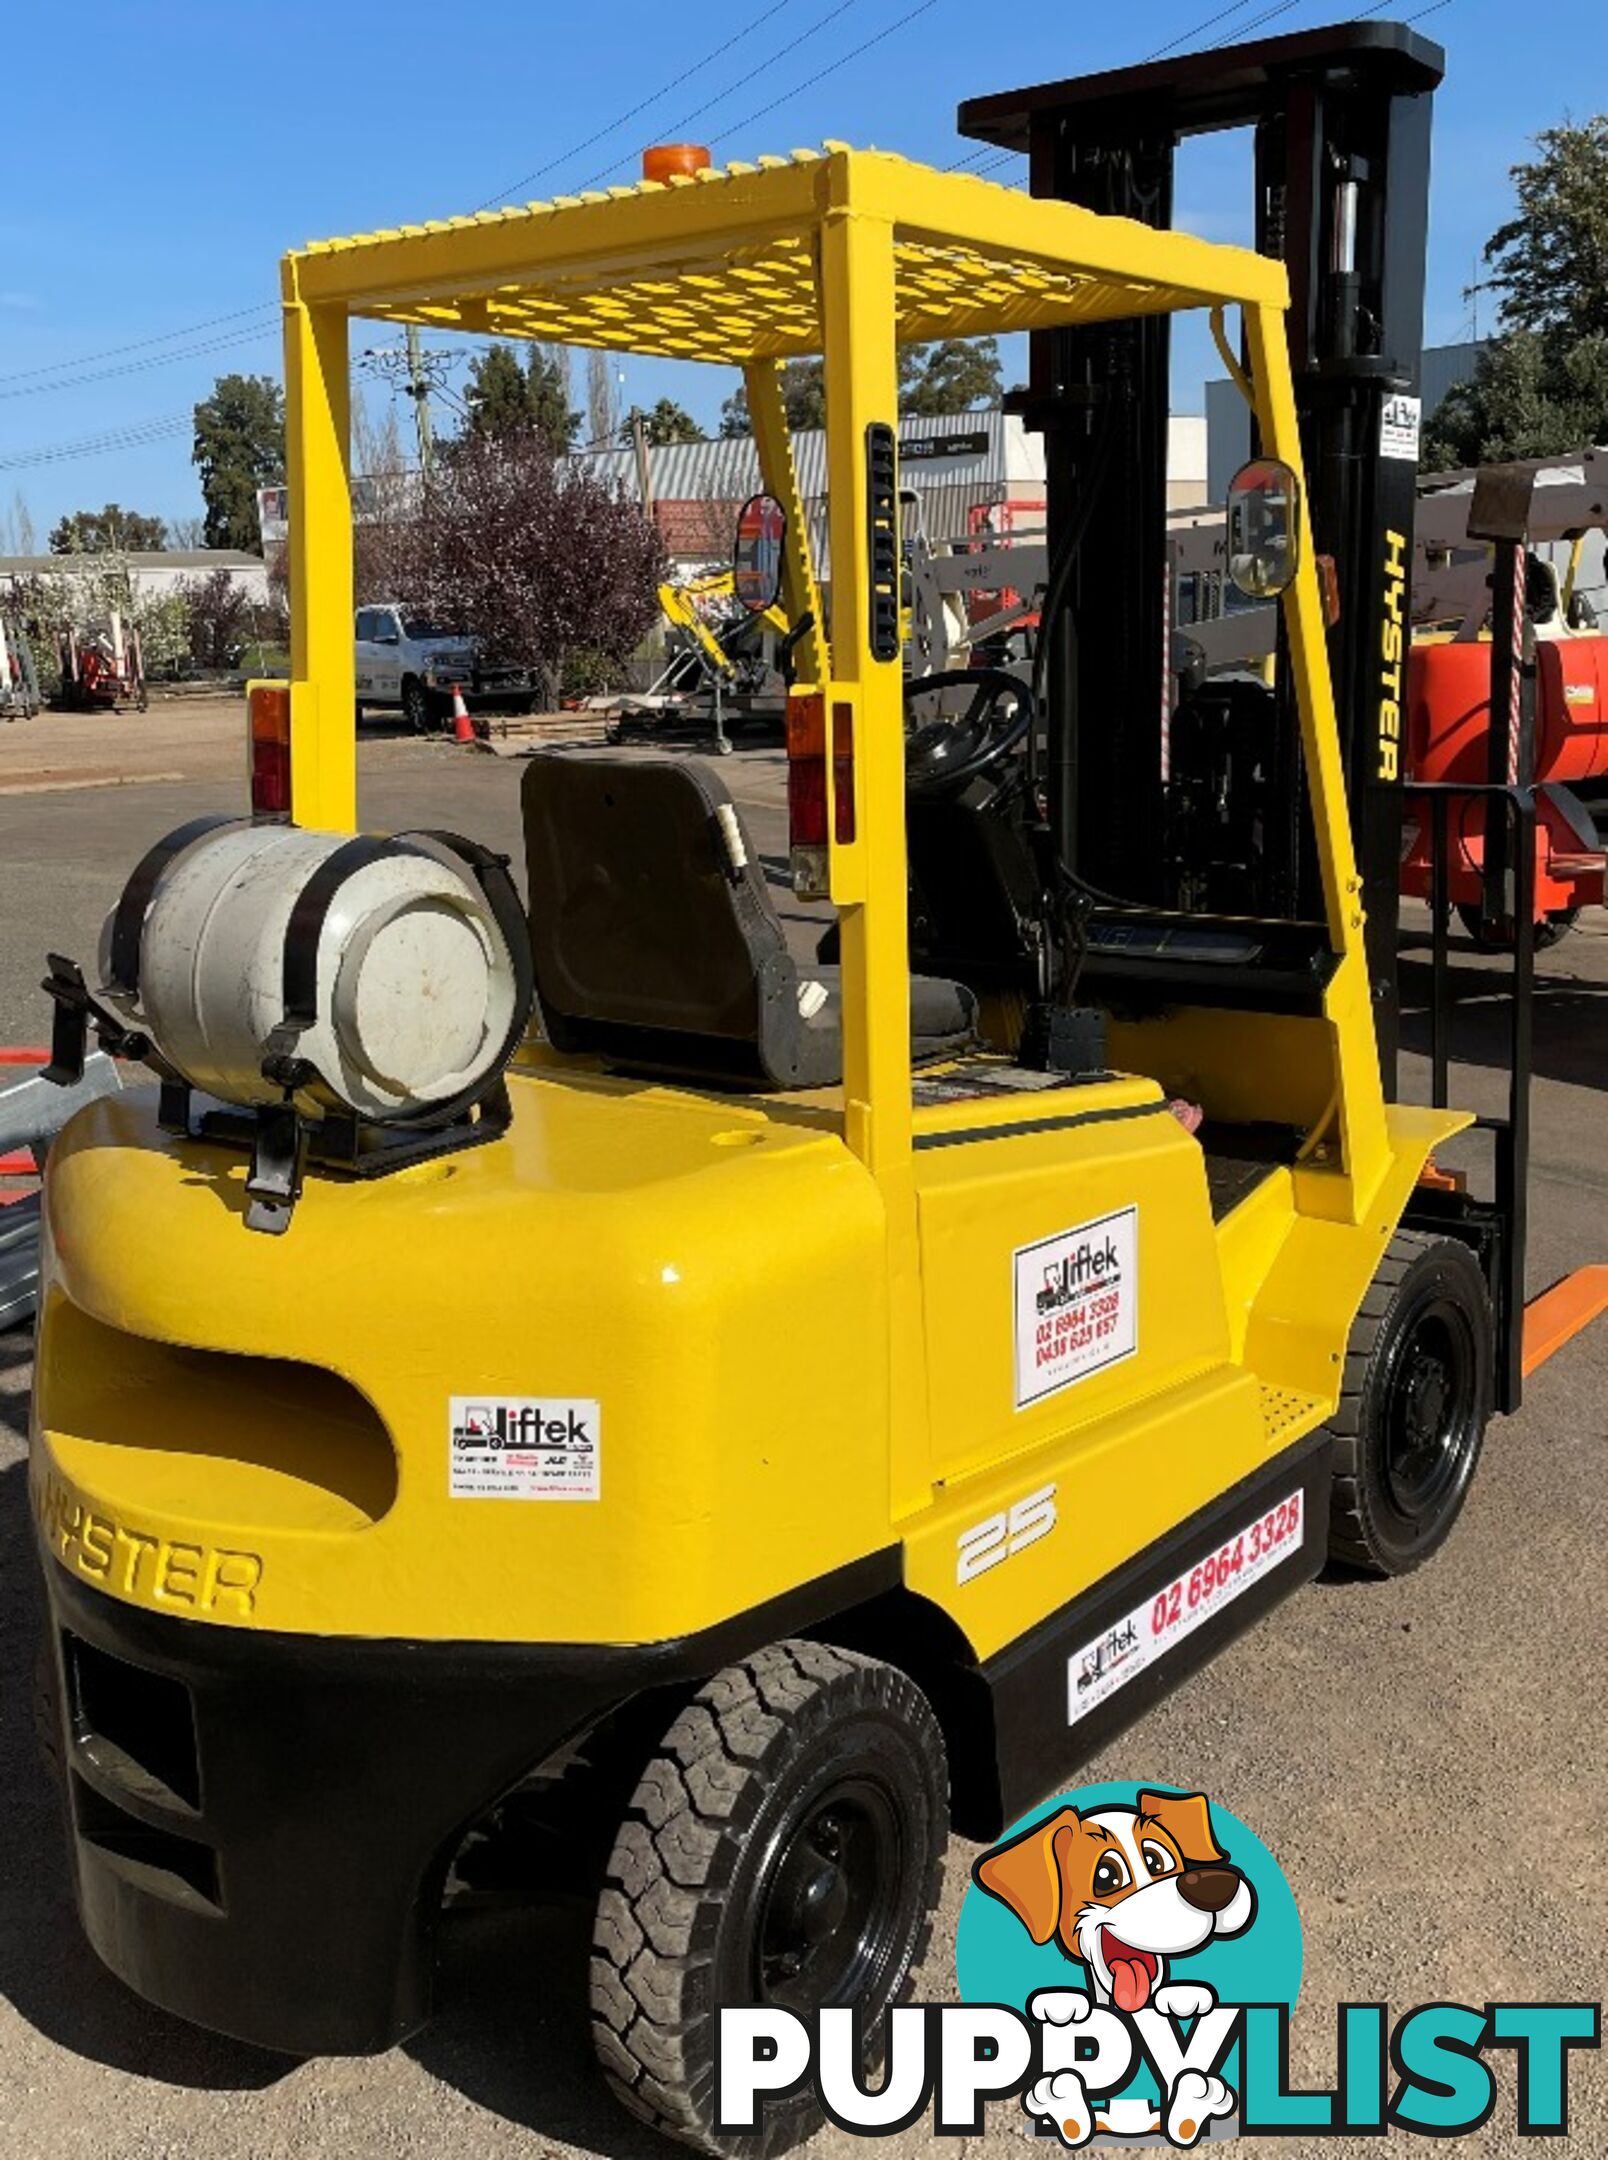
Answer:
26;124;1577;2155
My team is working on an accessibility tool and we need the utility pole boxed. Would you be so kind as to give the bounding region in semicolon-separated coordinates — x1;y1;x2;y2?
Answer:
405;323;435;480
631;409;655;517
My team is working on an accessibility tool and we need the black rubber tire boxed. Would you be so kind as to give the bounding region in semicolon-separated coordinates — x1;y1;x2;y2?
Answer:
1327;1230;1493;1577
401;676;431;734
589;1640;948;2158
34;1631;61;1788
1456;902;1578;952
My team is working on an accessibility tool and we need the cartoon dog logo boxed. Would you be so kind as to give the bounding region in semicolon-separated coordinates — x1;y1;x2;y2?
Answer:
974;1788;1256;2146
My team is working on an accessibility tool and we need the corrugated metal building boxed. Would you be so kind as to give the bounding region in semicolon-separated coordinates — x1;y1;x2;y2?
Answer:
568;405;1207;569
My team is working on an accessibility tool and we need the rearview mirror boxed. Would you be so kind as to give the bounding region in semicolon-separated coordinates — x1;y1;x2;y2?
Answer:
732;493;785;613
1226;458;1300;599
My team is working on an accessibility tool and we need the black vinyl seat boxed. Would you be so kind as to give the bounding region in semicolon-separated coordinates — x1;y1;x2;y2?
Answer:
521;750;976;1089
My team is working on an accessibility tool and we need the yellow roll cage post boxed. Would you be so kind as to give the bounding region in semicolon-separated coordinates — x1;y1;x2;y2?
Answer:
280;145;1399;1493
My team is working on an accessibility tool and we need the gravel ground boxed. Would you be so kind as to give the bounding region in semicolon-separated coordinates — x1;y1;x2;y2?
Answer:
0;706;1603;2157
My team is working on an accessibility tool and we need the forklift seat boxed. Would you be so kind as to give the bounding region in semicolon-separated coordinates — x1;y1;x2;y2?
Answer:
522;751;977;1088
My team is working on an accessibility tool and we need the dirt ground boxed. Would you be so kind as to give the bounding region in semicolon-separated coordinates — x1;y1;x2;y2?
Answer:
0;697;1604;2157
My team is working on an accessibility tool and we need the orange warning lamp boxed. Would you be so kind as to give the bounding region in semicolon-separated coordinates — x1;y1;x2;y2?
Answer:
642;143;712;183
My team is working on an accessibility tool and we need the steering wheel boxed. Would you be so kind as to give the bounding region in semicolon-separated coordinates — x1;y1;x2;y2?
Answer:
904;667;1033;796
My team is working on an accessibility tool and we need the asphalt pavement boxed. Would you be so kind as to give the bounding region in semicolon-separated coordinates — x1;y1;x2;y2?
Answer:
0;703;1603;2157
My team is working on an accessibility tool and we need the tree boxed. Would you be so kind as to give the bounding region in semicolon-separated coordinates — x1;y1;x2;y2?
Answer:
193;373;285;551
719;338;1003;435
586;349;619;446
181;567;253;668
1482;118;1608;344
411;428;664;700
463;342;579;448
167;514;207;549
901;337;1004;416
49;503;169;554
0;491;35;554
1421;117;1608;467
1424;329;1608;468
720;359;824;437
620;398;702;447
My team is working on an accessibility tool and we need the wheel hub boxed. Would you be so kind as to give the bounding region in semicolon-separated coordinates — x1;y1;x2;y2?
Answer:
756;1782;901;2011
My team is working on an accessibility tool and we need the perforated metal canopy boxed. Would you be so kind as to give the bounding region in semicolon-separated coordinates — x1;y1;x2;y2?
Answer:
285;144;1287;363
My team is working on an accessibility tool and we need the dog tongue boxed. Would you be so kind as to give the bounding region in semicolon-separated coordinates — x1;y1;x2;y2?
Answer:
1110;1957;1152;2013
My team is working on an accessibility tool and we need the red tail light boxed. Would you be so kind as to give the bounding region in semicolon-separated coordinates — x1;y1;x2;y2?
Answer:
248;682;292;819
786;691;855;897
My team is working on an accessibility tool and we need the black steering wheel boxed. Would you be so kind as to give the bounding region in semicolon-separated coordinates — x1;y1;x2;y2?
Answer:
904;668;1033;796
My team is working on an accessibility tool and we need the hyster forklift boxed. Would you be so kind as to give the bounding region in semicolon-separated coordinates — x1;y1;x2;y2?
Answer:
24;77;1589;2160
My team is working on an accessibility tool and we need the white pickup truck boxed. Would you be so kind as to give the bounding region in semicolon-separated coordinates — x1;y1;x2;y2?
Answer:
353;604;534;730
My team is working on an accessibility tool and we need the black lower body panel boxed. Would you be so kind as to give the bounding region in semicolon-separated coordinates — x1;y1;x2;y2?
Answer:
983;1432;1331;1829
38;1549;895;2056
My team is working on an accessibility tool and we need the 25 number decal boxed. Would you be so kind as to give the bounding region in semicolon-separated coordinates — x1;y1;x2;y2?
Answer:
957;1484;1058;1584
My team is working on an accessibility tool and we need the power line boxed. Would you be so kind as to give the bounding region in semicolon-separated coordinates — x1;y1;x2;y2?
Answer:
0;413;194;474
702;0;941;149
1206;0;1304;49
1145;0;1262;61
0;306;274;391
0;319;278;403
476;0;795;210
575;0;858;190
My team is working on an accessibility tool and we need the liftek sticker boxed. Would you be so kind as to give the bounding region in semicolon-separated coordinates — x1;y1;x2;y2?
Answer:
1066;1489;1305;1725
1380;392;1422;462
1013;1206;1137;1411
449;1396;600;1500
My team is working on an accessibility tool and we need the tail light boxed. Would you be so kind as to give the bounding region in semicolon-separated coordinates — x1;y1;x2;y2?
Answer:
786;689;855;900
247;681;291;820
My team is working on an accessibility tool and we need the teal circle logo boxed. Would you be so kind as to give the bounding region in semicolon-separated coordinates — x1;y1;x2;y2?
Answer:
956;1783;1302;2144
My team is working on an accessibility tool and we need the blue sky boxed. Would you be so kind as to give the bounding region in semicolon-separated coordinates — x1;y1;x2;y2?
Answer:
0;0;1591;540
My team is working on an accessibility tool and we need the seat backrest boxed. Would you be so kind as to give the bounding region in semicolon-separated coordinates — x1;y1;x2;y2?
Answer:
521;750;837;1087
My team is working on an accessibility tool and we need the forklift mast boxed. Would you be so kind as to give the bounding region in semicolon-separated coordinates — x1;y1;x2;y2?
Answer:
960;20;1445;1085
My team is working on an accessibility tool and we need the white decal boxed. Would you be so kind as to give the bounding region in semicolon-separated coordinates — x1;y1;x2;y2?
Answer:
1013;1207;1137;1411
1066;1489;1305;1725
956;1483;1058;1584
1380;392;1422;462
449;1395;600;1500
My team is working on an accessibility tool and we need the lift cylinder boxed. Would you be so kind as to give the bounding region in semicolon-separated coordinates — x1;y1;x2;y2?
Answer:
100;822;523;1121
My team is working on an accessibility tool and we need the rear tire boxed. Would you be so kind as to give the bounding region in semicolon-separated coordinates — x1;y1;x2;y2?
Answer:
590;1640;947;2157
1327;1231;1493;1576
1457;902;1578;952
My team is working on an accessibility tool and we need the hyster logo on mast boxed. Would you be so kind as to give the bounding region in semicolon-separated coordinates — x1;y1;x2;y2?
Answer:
1378;527;1408;782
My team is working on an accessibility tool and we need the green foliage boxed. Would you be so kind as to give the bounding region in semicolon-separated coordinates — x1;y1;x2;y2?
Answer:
193;374;285;551
621;398;703;447
719;337;1003;436
48;503;168;554
1424;329;1608;468
464;342;579;448
1483;118;1608;342
900;337;1004;417
1423;117;1608;467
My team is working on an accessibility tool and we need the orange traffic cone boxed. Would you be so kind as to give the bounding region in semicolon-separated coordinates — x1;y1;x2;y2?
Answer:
450;684;475;743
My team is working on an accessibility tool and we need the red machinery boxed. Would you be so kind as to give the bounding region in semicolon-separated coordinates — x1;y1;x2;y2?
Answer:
1402;627;1608;945
57;617;147;712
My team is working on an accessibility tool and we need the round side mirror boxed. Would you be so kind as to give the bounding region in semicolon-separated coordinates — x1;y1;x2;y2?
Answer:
732;493;786;613
1226;457;1301;599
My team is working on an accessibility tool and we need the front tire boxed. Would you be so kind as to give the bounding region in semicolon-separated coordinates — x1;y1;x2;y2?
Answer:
590;1641;948;2157
1327;1230;1493;1576
401;676;432;733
